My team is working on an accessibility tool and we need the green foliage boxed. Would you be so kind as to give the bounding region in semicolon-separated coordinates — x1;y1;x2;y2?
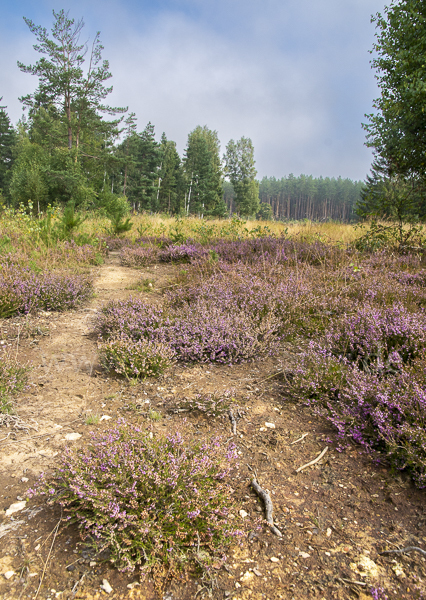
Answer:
354;218;426;253
362;1;426;223
56;201;87;239
224;137;259;218
98;337;175;379
10;136;49;212
105;195;133;236
183;126;224;216
256;202;273;221
0;99;15;200
0;351;29;414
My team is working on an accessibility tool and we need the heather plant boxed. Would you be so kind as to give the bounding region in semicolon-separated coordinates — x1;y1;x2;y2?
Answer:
292;348;426;487
158;243;206;263
325;304;426;370
0;264;93;317
28;423;244;574
120;245;158;267
0;350;29;413
95;299;169;342
98;336;175;379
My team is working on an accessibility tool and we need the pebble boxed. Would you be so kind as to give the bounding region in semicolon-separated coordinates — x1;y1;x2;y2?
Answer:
4;571;15;580
21;477;29;483
100;579;113;594
253;568;262;577
127;582;140;590
239;510;248;518
270;557;280;563
65;433;82;441
5;501;26;516
99;415;112;421
265;422;276;429
326;527;332;537
299;551;310;559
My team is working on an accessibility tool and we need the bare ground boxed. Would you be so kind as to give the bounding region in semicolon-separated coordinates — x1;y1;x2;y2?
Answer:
0;252;425;600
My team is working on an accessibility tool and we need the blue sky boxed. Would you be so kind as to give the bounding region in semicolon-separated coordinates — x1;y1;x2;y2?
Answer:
0;0;387;180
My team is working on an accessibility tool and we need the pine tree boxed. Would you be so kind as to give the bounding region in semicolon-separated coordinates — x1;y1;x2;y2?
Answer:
0;99;15;199
224;137;259;218
183;126;224;216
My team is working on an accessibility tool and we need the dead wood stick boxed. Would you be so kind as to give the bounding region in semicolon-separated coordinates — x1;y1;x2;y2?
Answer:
256;371;282;384
34;515;62;600
0;431;57;446
338;577;367;587
229;410;237;435
296;447;328;473
290;433;309;445
379;546;426;557
251;478;282;538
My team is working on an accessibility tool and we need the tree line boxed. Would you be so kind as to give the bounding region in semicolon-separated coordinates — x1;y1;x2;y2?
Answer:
0;9;364;222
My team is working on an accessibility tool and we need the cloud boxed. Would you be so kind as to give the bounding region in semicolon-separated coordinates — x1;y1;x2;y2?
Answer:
0;0;387;180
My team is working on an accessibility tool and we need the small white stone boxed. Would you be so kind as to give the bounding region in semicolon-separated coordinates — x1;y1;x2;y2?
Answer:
127;582;140;590
270;557;280;563
99;415;112;421
259;427;266;432
239;510;248;518
235;582;241;589
100;579;113;594
21;477;29;483
265;422;276;429
89;561;97;567
65;433;82;441
4;571;15;580
326;527;332;537
299;551;310;559
5;501;26;516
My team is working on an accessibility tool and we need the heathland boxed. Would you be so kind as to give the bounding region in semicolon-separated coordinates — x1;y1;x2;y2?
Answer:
0;212;425;600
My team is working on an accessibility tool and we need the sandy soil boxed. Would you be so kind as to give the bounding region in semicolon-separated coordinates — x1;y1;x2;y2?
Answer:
0;252;425;600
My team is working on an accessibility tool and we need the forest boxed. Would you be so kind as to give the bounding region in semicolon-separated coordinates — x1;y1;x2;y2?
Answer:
0;10;364;222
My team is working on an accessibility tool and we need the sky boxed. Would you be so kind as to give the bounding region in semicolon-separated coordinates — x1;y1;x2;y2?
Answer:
0;0;388;181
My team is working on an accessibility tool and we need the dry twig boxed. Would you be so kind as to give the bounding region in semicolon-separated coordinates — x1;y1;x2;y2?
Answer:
296;447;328;473
228;410;237;435
379;546;426;557
34;514;62;600
251;478;282;538
290;433;309;445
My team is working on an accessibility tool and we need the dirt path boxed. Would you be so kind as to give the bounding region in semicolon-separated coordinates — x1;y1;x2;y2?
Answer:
0;253;426;600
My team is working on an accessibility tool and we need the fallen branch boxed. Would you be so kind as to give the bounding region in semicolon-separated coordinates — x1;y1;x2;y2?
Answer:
296;447;328;473
291;433;309;445
251;478;282;538
379;546;426;557
229;410;237;435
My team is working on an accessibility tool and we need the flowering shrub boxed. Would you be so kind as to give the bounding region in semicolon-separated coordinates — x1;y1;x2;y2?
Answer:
120;245;158;267
159;243;206;263
325;304;426;370
28;423;244;574
0;350;29;413
167;301;280;363
0;263;93;317
96;291;281;367
291;348;426;487
99;336;175;379
95;299;169;342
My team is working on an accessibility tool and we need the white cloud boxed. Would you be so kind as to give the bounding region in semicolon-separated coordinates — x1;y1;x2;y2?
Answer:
0;0;387;179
